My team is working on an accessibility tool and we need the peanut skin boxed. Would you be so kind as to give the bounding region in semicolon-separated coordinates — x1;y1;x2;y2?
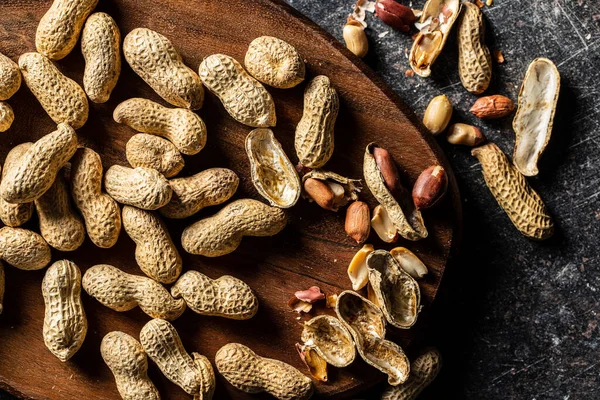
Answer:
0;144;34;227
0;227;51;270
104;165;172;210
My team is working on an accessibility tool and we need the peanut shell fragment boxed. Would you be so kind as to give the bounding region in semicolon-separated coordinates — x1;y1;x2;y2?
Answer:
381;348;442;400
0;144;34;227
0;227;51;270
245;36;305;89
301;315;356;367
0;262;4;314
457;2;492;94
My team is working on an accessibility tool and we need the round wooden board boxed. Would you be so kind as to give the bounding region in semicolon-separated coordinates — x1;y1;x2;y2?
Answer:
0;0;461;399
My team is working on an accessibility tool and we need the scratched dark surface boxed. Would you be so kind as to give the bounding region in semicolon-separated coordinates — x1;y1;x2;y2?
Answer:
2;0;600;399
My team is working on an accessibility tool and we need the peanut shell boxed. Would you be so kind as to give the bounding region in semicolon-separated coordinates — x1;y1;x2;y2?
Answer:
0;52;21;100
104;165;172;210
0;144;34;227
0;102;14;132
0;227;51;270
457;2;492;94
126;134;184;178
381;348;442;400
244;36;305;88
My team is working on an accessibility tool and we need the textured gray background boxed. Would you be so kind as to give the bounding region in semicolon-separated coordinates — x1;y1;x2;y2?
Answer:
2;0;600;399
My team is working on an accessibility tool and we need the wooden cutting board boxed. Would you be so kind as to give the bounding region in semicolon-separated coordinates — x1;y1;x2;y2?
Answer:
0;0;461;399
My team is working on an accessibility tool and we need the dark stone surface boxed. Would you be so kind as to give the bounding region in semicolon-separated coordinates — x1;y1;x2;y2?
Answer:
2;0;600;399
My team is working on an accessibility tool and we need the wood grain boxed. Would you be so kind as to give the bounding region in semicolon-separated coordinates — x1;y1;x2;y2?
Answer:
0;0;461;399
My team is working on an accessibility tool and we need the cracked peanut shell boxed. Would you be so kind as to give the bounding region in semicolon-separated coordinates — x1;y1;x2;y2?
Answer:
0;144;34;227
381;348;442;400
244;36;305;89
301;315;356;368
457;2;492;94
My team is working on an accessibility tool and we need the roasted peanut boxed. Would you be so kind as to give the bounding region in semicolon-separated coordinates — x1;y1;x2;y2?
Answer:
343;16;369;58
35;169;86;251
70;147;122;248
295;75;339;168
470;95;514;119
244;36;305;89
345;201;371;244
371;204;399;243
101;331;160;400
0;102;14;132
412;165;448;210
83;264;186;321
122;206;182;284
171;270;258;320
182;199;287;257
126;134;184;178
472;143;554;240
457;2;492;94
199;53;276;127
347;244;374;290
381;348;442;400
302;170;361;212
375;0;418;32
0;123;77;203
390;247;428;279
446;123;485;146
123;28;204;109
296;343;328;382
0;144;33;227
81;12;121;103
423;94;453;135
373;146;401;194
0;227;51;270
19;53;88;128
42;260;87;361
104;165;172;210
216;343;313;400
0;52;21;100
114;98;207;155
0;261;4;314
303;178;335;210
160;168;238;219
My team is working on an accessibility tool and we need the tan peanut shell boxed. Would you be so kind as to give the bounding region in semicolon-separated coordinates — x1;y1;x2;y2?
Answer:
0;52;21;100
301;315;355;368
140;319;215;398
126;134;184;178
35;169;86;251
19;53;89;129
199;54;276;127
0;144;34;227
123;28;203;109
381;347;442;400
81;12;121;103
244;36;305;89
0;123;77;203
457;2;492;94
160;168;238;219
36;0;98;60
363;143;427;241
114;98;207;155
471;143;554;240
101;331;160;400
181;199;288;257
70;147;122;248
0;261;4;314
104;165;172;210
171;271;258;320
0;227;51;270
42;260;87;362
0;102;14;132
295;75;339;168
246;128;301;208
122;206;182;284
83;264;186;321
215;343;314;400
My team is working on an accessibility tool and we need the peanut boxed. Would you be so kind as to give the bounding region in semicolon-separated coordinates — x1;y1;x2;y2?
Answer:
347;243;374;290
472;143;554;240
390;247;428;279
104;165;172;210
140;318;215;399
171;270;258;320
301;170;361;211
215;343;314;400
181;199;287;257
81;12;121;103
123;28;204;109
199;53;276;127
343;16;369;58
35;168;86;251
122;206;182;284
412;165;448;210
373;146;401;194
446;123;485;146
0;123;77;203
303;178;335;210
160;168;238;219
0;144;34;227
375;0;418;32
0;262;4;314
100;331;160;400
295;75;339;168
457;2;492;94
0;227;51;270
83;264;186;321
113;98;207;155
0;102;13;132
126;134;184;178
371;204;399;243
19;53;89;129
42;260;87;362
244;36;305;89
381;348;442;400
345;201;371;244
422;94;453;135
296;343;328;382
70;147;122;248
0;52;21;100
470;95;514;119
36;0;98;60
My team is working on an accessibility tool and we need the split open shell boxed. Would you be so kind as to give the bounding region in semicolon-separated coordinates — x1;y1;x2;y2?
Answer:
301;315;356;368
301;169;361;212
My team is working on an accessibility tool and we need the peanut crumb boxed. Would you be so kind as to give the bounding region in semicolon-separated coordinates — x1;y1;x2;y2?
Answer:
405;69;415;77
486;0;493;5
493;49;505;64
475;0;484;8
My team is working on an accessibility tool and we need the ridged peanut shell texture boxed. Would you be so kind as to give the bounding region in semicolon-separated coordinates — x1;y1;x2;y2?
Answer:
104;165;172;210
81;12;121;103
83;264;186;321
215;343;314;400
244;36;305;89
457;2;492;94
295;75;339;168
0;227;51;270
122;206;182;284
42;260;87;362
0;123;77;204
101;331;160;400
472;143;554;240
0;102;14;132
123;28;203;109
19;53;89;129
0;261;4;314
0;52;21;100
382;348;442;400
70;147;122;248
36;0;98;60
0;144;34;227
181;199;288;257
171;271;258;320
126;134;184;178
114;98;207;155
199;53;276;127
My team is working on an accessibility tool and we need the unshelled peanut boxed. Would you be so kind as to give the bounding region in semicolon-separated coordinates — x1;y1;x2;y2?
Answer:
104;165;172;210
0;144;33;227
0;227;51;270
